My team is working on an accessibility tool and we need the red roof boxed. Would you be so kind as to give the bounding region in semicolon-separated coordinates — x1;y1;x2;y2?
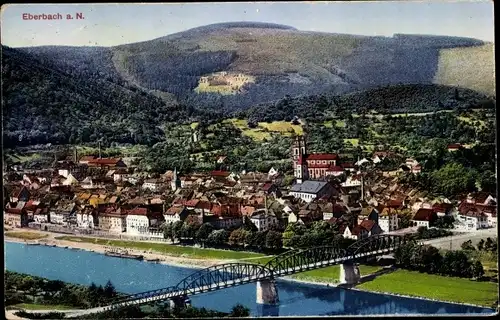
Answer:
195;201;212;211
359;219;376;231
262;183;273;191
166;206;185;215
413;208;435;221
386;199;403;209
211;170;230;177
306;154;338;161
126;207;148;216
447;144;461;150
185;199;200;207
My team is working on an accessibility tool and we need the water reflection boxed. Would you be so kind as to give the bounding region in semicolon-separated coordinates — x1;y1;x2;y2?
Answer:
5;242;495;317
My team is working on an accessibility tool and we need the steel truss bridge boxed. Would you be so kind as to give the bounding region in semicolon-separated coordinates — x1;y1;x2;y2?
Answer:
69;234;408;316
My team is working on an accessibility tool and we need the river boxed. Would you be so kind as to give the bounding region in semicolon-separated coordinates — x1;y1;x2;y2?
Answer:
4;242;495;316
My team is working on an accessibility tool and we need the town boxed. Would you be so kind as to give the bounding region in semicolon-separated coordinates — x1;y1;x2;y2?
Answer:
4;133;497;245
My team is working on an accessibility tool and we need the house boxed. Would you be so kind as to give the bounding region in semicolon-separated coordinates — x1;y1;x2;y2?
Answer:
98;207;127;233
343;225;368;240
465;192;497;206
125;207;150;235
289;181;336;203
164;206;189;224
268;167;279;178
447;144;462;152
79;155;97;164
325;165;345;177
378;207;399;233
142;179;163;192
322;202;347;221
432;202;453;217
250;211;278;231
457;202;491;230
203;215;242;229
63;173;79;186
341;176;362;188
76;206;98;229
359;219;383;237
33;207;50;224
358;207;379;225
411;208;437;228
4;208;28;227
87;158;127;168
10;186;30;203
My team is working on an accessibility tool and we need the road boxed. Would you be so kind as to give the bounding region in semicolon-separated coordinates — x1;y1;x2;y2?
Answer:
423;228;497;250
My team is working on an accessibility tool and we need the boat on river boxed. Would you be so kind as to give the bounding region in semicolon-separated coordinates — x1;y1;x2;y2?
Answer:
104;247;143;260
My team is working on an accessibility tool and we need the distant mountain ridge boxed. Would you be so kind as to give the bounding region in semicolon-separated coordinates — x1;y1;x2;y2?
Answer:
11;22;496;113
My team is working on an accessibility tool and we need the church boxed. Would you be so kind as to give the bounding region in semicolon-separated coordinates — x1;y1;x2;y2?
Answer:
292;135;339;183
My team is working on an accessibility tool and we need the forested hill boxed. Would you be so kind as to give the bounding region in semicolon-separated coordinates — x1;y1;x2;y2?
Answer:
16;22;494;112
239;84;496;123
2;46;219;148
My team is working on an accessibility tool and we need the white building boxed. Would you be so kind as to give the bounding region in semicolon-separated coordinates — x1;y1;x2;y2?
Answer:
378;208;399;233
76;208;96;229
142;179;162;192
250;211;278;231
49;211;65;225
341;176;361;188
33;209;49;224
457;211;489;231
62;173;79;186
125;208;150;235
164;206;188;224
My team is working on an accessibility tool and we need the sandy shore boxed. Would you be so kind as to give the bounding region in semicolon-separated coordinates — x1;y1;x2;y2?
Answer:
5;235;223;270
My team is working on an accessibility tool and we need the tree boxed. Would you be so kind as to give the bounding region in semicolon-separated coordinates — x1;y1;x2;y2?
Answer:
195;223;213;245
103;280;116;299
461;240;475;251
430;163;477;197
265;230;283;250
419;245;443;274
172;221;184;242
477;239;485;251
242;216;258;232
207;229;230;246
229;228;246;246
230;304;250;317
471;260;485;279
484;237;497;252
282;223;298;248
163;223;174;241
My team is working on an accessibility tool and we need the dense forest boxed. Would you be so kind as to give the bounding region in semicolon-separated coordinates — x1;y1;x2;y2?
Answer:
239;84;495;123
15;22;493;113
2;46;222;148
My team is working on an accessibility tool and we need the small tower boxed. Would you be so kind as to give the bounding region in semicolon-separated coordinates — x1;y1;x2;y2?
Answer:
171;168;181;191
295;155;309;184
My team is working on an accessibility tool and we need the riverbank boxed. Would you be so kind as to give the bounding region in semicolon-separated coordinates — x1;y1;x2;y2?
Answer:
5;231;497;310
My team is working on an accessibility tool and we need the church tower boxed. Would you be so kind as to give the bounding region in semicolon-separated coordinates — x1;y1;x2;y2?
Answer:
293;134;309;184
171;168;181;191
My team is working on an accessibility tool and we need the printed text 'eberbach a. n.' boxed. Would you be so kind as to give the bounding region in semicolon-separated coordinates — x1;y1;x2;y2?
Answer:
22;13;85;20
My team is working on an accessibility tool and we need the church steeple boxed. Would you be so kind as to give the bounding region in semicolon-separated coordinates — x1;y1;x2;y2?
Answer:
171;168;181;191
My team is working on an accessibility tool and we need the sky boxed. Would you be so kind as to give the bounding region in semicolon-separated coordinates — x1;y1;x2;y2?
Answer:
0;1;495;47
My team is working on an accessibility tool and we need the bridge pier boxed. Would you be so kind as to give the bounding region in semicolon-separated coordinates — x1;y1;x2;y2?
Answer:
169;295;191;309
256;279;279;305
339;262;360;285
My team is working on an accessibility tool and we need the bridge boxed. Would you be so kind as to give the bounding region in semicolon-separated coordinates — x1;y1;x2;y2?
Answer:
65;234;409;317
